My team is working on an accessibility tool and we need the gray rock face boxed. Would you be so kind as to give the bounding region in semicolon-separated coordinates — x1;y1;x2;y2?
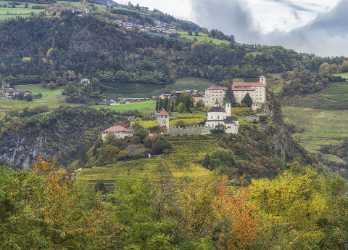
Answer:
0;107;121;169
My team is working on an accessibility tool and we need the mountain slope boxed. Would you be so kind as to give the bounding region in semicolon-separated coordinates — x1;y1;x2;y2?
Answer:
0;10;330;90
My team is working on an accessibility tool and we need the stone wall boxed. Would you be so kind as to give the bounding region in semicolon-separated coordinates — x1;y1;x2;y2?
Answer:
169;125;210;136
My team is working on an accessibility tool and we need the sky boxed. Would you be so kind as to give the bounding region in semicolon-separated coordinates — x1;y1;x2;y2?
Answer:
116;0;347;56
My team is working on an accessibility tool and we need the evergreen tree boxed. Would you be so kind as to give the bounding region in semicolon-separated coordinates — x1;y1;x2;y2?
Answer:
241;93;253;108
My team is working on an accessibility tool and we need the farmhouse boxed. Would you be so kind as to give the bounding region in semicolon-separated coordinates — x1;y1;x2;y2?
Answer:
204;85;228;107
231;76;267;110
102;125;134;140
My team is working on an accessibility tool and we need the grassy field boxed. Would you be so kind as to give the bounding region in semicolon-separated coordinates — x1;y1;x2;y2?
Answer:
95;100;156;113
0;84;156;116
335;72;348;80
0;84;67;114
179;32;230;47
0;0;106;21
77;136;219;184
0;4;44;21
284;107;348;153
284;80;348;163
285;82;348;110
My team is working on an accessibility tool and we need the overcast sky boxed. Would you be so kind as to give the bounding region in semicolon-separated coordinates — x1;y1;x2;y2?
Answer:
116;0;346;56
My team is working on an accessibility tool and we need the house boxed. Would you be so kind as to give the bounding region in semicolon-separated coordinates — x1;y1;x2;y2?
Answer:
156;109;170;130
204;85;228;107
205;100;239;134
102;125;134;140
231;76;267;110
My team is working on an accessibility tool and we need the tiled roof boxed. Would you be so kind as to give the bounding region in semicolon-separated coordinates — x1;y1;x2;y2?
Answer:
104;125;132;134
159;109;169;116
231;80;265;90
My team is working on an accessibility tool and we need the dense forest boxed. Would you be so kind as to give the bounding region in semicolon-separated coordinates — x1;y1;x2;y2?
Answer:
0;13;338;90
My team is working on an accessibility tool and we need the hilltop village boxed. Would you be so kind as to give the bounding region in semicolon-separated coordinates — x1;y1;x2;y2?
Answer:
102;76;267;139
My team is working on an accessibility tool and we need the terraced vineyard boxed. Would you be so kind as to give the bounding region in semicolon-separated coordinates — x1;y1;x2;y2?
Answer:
77;136;219;185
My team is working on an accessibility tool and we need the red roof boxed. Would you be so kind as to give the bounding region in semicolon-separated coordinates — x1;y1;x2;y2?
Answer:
159;109;169;116
104;125;132;134
207;85;228;91
231;81;265;91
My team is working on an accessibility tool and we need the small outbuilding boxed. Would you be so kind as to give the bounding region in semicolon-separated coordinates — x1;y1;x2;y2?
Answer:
102;125;134;140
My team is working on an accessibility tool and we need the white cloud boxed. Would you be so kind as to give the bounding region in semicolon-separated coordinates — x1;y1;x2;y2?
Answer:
247;0;340;33
115;0;339;33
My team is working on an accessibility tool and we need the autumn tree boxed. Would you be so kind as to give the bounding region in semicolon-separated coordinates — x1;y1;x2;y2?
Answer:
214;177;260;250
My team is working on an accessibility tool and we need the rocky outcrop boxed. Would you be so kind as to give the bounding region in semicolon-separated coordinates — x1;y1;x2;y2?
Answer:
267;92;313;164
0;107;122;169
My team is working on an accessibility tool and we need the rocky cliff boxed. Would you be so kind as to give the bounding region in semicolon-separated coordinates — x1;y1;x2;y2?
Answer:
0;107;122;169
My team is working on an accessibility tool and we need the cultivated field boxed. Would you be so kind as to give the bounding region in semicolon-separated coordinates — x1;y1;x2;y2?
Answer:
284;81;348;162
285;82;348;110
284;107;348;153
77;136;219;184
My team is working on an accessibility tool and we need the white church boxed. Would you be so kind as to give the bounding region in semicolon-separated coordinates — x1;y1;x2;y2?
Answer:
205;98;239;134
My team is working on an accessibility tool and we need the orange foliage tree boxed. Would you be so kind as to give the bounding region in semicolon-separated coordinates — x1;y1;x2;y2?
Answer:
214;177;260;250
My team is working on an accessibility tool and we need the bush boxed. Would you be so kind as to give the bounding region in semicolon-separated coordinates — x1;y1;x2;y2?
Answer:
151;137;172;155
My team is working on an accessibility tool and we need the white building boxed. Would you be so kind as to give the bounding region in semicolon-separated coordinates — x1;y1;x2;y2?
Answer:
156;109;170;130
231;76;267;110
205;101;239;134
204;85;228;108
102;125;134;140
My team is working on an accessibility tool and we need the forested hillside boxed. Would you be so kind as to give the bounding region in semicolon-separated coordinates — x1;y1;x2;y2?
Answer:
0;13;333;89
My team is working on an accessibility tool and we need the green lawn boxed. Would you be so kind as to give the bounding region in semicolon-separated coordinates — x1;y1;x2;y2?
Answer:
95;100;156;113
179;32;230;47
0;84;67;114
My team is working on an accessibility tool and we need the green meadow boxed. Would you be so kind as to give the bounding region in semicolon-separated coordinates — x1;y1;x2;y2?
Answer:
95;100;156;113
0;5;44;21
0;84;67;113
335;72;348;80
284;81;348;161
179;31;230;47
285;82;348;110
284;107;348;153
0;84;156;118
